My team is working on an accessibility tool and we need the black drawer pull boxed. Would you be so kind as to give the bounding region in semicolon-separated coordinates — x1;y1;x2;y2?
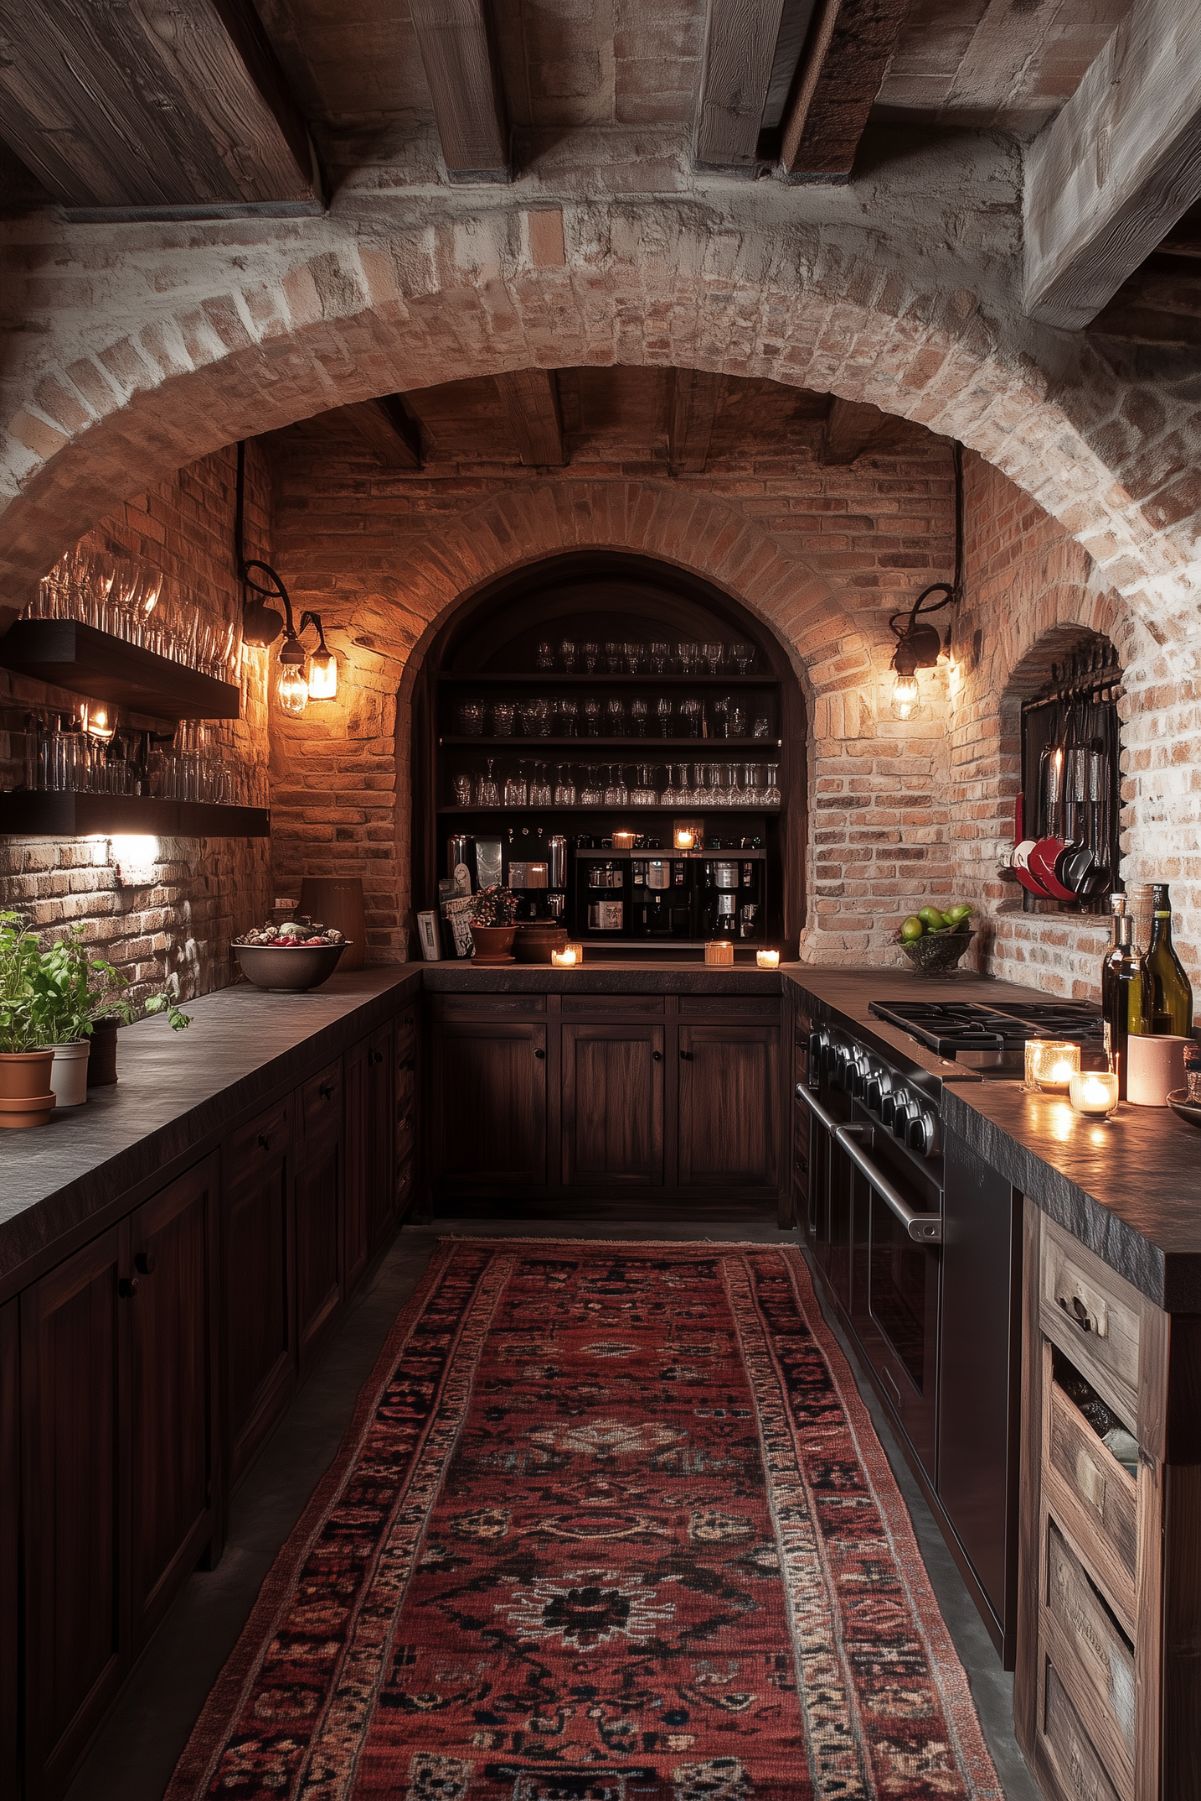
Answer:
319;1081;335;1100
533;1047;546;1060
368;1048;384;1066
652;1050;663;1062
134;1251;157;1276
118;1276;139;1300
257;1132;271;1151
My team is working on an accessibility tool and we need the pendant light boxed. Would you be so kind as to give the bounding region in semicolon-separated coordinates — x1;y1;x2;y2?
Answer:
889;441;964;721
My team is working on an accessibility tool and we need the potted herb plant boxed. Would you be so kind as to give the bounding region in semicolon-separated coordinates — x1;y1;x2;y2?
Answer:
38;929;132;1107
469;885;519;964
0;911;56;1128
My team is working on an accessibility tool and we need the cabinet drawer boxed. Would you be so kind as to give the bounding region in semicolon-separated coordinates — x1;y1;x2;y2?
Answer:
1041;1657;1123;1801
1042;1520;1135;1781
561;994;665;1018
228;1096;292;1177
300;1060;342;1142
1040;1220;1142;1431
679;996;779;1020
430;993;546;1019
1045;1380;1137;1628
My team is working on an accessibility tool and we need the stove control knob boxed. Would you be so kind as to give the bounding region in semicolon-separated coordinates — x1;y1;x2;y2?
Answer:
891;1097;918;1137
879;1090;899;1127
906;1110;938;1156
851;1056;870;1098
865;1072;889;1112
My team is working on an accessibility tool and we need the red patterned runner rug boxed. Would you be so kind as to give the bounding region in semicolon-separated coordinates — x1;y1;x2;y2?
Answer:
167;1241;1003;1800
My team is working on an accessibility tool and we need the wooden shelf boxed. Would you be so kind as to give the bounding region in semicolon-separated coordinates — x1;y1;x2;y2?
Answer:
441;736;781;750
436;803;780;815
570;846;767;860
0;791;270;839
438;671;775;687
0;620;241;721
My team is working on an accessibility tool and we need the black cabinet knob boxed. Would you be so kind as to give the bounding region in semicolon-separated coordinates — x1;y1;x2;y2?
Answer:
369;1048;384;1066
679;1049;694;1061
134;1250;157;1276
398;1056;415;1072
257;1132;271;1151
652;1049;663;1062
319;1081;335;1099
533;1047;546;1060
117;1276;139;1299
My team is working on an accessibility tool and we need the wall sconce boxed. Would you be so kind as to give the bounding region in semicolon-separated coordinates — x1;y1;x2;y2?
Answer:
81;702;115;742
889;442;964;721
236;442;338;716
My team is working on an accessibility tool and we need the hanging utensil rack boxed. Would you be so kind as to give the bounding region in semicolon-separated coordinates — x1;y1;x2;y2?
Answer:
1019;642;1123;914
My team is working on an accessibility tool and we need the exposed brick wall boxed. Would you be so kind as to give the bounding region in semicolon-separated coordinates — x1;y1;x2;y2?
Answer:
0;442;273;1005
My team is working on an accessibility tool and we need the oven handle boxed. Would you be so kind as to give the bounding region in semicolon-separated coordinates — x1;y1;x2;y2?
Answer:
795;1081;839;1132
834;1125;943;1245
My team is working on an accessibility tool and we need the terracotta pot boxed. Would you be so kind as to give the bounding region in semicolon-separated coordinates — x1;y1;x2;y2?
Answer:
50;1040;91;1108
514;923;569;964
88;1015;120;1087
470;923;517;965
0;1049;56;1129
298;876;366;970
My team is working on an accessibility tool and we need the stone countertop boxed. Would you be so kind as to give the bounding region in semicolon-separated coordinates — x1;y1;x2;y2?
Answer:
422;958;786;993
0;967;421;1298
785;966;1201;1313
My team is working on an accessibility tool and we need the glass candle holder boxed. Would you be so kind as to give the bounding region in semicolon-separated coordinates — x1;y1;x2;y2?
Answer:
674;826;696;851
756;949;781;969
1069;1070;1119;1118
1024;1039;1081;1093
612;830;637;850
550;946;578;969
704;940;734;968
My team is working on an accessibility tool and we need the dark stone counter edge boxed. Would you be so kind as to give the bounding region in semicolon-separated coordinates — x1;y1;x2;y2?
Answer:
784;970;1200;1314
0;969;421;1303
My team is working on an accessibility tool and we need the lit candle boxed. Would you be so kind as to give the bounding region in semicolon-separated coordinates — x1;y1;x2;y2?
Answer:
1069;1070;1119;1118
1024;1039;1081;1094
756;948;781;969
674;827;696;851
551;946;578;969
704;940;734;967
612;830;637;850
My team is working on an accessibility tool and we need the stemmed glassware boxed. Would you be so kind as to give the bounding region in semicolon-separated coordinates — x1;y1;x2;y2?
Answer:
477;757;500;807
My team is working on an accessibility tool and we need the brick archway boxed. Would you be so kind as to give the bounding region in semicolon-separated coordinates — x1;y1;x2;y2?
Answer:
267;478;895;960
2;215;1198;643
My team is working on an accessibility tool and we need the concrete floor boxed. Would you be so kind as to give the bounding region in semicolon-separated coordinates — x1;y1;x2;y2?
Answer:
66;1221;1039;1801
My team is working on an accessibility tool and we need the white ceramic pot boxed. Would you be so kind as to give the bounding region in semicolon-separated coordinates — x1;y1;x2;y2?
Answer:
50;1040;91;1108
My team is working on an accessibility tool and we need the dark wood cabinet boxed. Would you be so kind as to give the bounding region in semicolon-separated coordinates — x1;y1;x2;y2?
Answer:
344;1037;372;1291
223;1099;295;1482
295;1062;344;1371
128;1156;220;1641
365;1023;395;1252
432;1017;548;1192
562;1021;665;1188
1;1299;19;1801
21;1226;126;1799
394;1008;418;1222
676;1021;780;1193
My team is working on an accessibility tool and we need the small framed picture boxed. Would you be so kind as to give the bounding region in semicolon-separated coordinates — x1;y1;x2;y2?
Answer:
416;910;442;962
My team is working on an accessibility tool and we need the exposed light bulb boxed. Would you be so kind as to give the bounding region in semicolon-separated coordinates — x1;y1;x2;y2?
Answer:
307;646;338;700
277;659;309;717
892;673;919;721
82;702;114;741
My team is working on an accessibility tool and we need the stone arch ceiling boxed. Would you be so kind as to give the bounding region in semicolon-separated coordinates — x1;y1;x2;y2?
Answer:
1;185;1198;660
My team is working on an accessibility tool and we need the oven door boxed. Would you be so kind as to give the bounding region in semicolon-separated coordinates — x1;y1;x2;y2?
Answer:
836;1122;941;1475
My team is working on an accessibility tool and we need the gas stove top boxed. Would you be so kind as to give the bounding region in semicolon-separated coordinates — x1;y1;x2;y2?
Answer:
869;997;1106;1071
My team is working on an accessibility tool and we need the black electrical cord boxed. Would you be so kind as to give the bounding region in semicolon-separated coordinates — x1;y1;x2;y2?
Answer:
889;439;964;645
235;439;300;638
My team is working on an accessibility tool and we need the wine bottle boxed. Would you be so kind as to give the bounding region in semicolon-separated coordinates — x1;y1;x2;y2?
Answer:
1101;911;1142;1098
1141;883;1194;1036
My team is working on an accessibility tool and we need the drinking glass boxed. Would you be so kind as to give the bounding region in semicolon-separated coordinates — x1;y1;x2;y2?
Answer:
604;641;623;674
630;698;648;738
677;642;698;675
531;697;552;737
492;701;516;737
656;698;674;738
579;764;602;807
582;641;600;673
504;765;528;807
559;639;578;672
753;715;770;740
457;701;485;736
649;642;671;676
730;643;754;676
764;764;781;806
678;698;701;739
703;642;725;676
625;642;648;675
605;696;626;736
529;761;552;807
453;773;473;806
477;757;500;807
535;641;555;670
517;699;540;735
584;699;602;737
557;698;579;737
554;763;577;806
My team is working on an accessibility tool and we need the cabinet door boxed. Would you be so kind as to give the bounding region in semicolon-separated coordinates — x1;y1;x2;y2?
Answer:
431;1020;548;1191
22;1225;127;1797
344;1037;371;1293
562;1022;665;1188
128;1156;219;1642
393;1010;418;1222
296;1061;344;1369
366;1024;395;1252
1;1300;18;1801
224;1101;295;1481
677;1023;781;1192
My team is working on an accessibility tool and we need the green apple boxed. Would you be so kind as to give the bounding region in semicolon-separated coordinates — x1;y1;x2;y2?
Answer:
899;915;924;942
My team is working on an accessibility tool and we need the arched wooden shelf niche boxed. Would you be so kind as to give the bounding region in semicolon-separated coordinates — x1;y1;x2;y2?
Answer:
409;552;806;953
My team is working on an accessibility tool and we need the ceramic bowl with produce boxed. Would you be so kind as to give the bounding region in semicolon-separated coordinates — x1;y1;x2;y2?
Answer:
233;920;349;992
894;903;976;974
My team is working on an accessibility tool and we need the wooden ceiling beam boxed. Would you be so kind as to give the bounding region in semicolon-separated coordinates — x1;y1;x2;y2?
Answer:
410;0;510;183
667;369;725;474
498;370;566;467
1024;0;1201;328
778;0;910;182
694;0;792;172
327;397;423;469
819;395;886;464
0;0;320;218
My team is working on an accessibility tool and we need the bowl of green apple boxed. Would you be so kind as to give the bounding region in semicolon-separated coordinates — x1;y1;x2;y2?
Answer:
895;903;975;973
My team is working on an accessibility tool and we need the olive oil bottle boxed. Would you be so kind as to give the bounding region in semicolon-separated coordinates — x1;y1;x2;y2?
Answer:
1140;883;1194;1036
1101;904;1143;1098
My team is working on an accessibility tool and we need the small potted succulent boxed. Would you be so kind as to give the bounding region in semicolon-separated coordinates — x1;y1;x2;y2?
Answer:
469;885;519;964
0;911;56;1128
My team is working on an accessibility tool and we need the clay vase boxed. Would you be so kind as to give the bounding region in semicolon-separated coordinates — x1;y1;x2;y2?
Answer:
298;876;366;970
88;1016;121;1087
0;1048;57;1129
470;924;517;965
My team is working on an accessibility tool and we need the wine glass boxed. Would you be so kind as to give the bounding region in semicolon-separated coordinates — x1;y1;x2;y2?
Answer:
656;698;674;738
553;762;576;806
630;698;648;738
477;757;500;807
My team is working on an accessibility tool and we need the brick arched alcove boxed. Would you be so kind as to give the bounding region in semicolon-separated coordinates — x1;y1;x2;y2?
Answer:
267;478;910;962
2;213;1198;649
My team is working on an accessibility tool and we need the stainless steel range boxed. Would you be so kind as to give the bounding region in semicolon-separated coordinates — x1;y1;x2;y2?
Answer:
795;994;1107;1665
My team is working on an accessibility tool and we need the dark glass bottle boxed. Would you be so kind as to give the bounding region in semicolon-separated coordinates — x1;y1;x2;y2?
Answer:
1141;883;1194;1036
1101;912;1142;1098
